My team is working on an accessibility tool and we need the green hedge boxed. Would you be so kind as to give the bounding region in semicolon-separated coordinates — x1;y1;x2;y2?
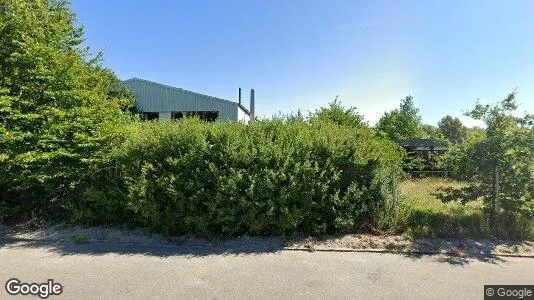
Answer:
79;119;401;236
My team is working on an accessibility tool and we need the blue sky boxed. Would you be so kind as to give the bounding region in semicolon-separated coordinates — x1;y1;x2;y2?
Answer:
72;0;534;126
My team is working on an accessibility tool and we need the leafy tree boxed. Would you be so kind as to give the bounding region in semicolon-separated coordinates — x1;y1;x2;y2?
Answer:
422;124;439;138
438;115;466;144
376;95;424;140
465;126;486;140
399;95;420;118
0;0;133;220
446;92;534;225
309;97;367;128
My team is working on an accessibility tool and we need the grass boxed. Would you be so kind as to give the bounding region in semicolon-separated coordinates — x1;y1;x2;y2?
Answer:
400;178;467;199
394;177;489;238
394;177;534;239
400;178;484;215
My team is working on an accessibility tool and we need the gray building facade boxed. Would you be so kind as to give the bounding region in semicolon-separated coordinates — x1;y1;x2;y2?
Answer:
122;78;251;122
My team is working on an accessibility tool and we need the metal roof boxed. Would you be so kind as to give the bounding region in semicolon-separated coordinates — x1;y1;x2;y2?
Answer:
122;78;250;120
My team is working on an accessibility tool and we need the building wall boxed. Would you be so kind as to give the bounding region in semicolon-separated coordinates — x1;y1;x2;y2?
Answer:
123;78;240;121
237;105;250;123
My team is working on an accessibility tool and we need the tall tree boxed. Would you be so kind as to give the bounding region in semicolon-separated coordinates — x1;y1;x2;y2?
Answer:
438;115;466;144
0;0;133;220
376;95;424;140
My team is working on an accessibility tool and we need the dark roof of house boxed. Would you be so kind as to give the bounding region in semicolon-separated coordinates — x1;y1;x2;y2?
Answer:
398;139;438;148
397;139;448;151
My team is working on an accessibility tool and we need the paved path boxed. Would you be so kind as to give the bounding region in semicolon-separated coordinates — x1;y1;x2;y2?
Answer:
0;240;533;299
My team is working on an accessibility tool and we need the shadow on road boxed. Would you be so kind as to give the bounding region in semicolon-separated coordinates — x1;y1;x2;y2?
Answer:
403;251;506;266
0;237;286;258
402;238;531;266
0;237;518;267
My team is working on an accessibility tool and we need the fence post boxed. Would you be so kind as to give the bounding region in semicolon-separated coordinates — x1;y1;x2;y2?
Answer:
493;164;500;232
391;169;398;217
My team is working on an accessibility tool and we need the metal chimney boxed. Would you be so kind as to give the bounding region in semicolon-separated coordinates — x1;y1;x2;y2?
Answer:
238;88;242;104
250;89;255;122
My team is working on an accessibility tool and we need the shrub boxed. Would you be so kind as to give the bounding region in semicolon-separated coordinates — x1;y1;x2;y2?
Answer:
95;119;401;237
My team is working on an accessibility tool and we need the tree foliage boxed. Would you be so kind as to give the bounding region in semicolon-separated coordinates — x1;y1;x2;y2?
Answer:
376;95;424;140
271;109;305;123
422;124;440;138
308;97;367;128
0;0;133;220
445;92;534;219
438;115;466;144
465;126;486;140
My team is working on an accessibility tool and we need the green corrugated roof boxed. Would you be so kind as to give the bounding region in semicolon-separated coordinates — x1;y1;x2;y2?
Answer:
122;78;249;121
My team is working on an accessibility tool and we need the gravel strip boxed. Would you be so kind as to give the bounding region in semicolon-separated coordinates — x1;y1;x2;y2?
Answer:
287;234;534;256
1;224;533;257
0;224;285;251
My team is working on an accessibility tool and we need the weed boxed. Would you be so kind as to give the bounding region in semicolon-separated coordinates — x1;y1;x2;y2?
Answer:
72;234;90;244
304;241;316;252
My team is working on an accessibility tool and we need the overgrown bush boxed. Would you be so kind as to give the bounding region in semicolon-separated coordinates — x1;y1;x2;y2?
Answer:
86;119;401;237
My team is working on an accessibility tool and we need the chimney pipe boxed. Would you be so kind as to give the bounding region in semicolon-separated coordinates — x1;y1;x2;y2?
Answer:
238;88;242;104
250;89;255;123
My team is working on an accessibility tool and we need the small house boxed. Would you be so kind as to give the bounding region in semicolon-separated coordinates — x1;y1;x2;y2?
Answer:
397;139;449;176
397;139;448;156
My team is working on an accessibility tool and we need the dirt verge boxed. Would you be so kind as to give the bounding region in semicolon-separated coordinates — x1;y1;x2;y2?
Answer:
1;224;533;257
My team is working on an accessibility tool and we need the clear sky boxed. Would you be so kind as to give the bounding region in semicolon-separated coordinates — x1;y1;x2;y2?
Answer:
72;0;534;127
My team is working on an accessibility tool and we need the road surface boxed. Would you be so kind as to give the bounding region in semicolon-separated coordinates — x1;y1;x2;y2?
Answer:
0;240;533;299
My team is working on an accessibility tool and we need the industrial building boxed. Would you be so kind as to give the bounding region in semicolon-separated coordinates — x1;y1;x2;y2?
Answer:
122;78;254;123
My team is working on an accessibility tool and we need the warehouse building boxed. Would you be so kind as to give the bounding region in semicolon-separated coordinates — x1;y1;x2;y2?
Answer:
122;78;253;123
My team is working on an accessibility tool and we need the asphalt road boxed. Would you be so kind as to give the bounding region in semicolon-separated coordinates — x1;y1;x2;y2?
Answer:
0;240;533;299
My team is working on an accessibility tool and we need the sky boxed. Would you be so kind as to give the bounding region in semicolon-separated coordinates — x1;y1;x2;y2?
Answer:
71;0;534;127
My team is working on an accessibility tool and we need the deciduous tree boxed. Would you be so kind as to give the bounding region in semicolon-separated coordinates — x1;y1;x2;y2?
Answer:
438;115;466;144
446;92;534;225
376;95;424;140
0;0;133;220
